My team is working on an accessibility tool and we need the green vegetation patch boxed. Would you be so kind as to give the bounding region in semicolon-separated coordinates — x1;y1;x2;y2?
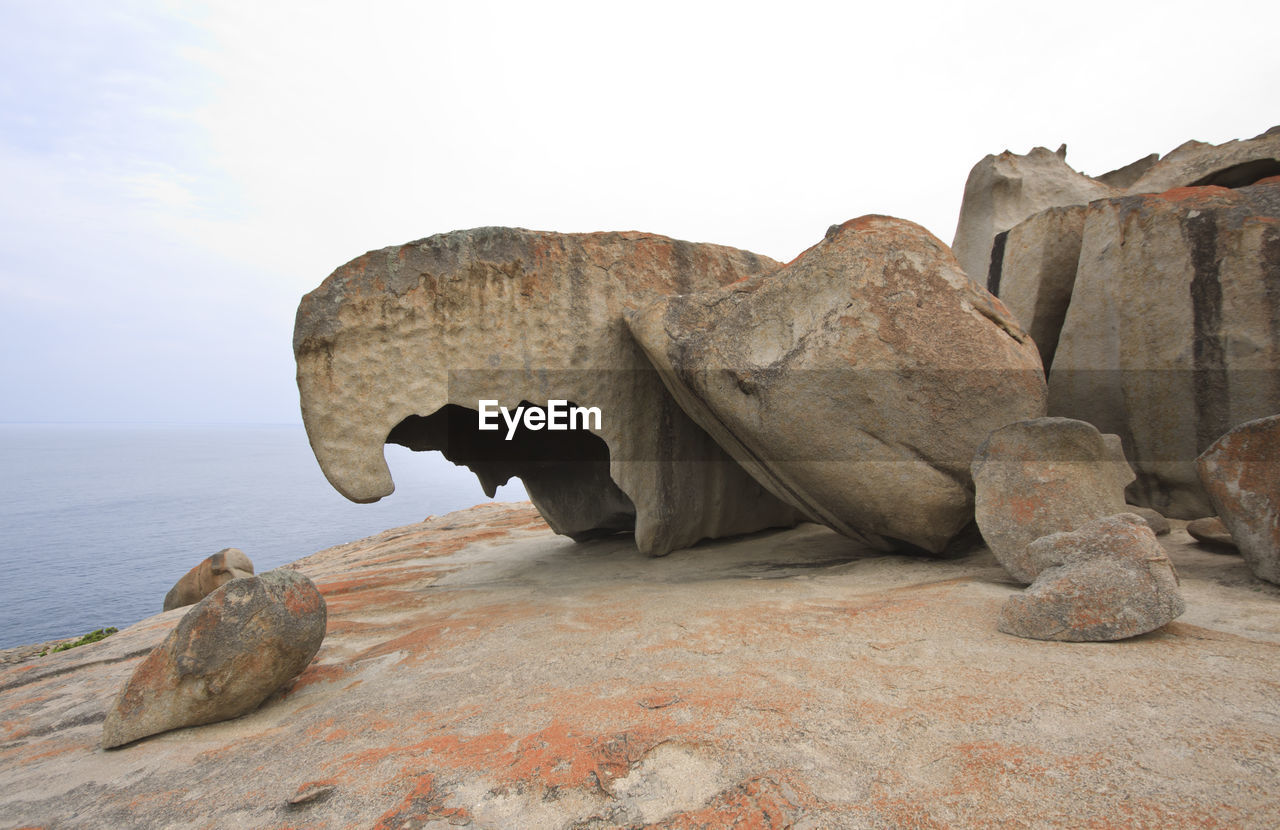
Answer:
40;627;119;656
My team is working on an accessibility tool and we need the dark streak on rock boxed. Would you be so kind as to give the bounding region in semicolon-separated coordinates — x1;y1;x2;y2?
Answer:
1185;212;1227;452
987;231;1008;296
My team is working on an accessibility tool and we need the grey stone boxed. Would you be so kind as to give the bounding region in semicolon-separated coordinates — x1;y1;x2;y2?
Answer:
951;145;1116;286
972;417;1135;584
102;569;326;748
293;228;803;557
1048;181;1280;518
1124;127;1280;194
1094;153;1160;190
998;513;1185;641
163;548;254;611
1186;516;1237;551
628;215;1046;554
1126;506;1171;536
997;204;1088;371
1197;414;1280;582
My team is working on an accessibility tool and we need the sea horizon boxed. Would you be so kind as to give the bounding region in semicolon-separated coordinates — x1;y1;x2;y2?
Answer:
0;421;528;650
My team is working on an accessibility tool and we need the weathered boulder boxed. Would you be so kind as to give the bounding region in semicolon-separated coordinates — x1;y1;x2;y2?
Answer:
1127;506;1171;537
1124;126;1280;195
998;513;1185;641
951;145;1116;286
102;569;326;748
627;215;1046;554
162;548;254;611
294;228;803;557
1048;181;1280;518
972;418;1136;584
1196;414;1280;583
1186;516;1237;550
995;204;1088;371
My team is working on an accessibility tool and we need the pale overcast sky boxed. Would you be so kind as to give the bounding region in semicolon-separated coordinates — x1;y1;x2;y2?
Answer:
1;0;1277;424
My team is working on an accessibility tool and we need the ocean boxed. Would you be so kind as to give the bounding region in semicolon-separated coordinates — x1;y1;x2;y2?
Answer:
0;423;528;650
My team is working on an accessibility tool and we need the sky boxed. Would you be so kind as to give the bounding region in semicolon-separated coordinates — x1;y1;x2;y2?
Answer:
1;0;1277;425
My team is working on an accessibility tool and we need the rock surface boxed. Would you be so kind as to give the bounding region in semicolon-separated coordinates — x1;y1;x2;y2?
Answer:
1186;516;1237;550
999;513;1185;641
951;145;1116;285
162;547;254;611
972;418;1135;583
293;227;802;557
1124;126;1280;194
627;215;1046;554
996;203;1087;371
1197;414;1280;583
1048;180;1280;517
3;502;1279;827
101;568;326;748
1127;505;1171;536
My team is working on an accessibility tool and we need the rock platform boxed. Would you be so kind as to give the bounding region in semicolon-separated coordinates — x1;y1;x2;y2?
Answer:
2;502;1278;828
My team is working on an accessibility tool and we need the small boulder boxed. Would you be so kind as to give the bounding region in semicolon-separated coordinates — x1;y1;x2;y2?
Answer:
998;513;1185;642
1127;506;1171;536
1186;516;1237;551
1196;414;1280;582
163;548;254;611
972;417;1135;584
103;568;326;748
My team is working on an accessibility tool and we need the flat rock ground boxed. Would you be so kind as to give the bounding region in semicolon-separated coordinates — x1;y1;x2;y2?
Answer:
2;503;1278;829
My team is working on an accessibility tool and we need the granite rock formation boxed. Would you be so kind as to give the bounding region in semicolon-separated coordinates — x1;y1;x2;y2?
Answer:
950;145;1116;286
997;204;1087;371
1048;181;1280;517
1127;506;1171;536
1197;414;1280;583
1123;126;1280;195
162;548;254;611
294;227;803;557
998;513;1185;641
102;569;326;748
628;216;1046;554
972;418;1135;584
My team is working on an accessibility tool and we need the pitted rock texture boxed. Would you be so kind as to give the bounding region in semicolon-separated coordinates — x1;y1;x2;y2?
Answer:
4;502;1280;827
1048;180;1280;518
293;227;802;557
999;513;1186;641
1124;126;1280;195
997;203;1087;371
627;215;1046;554
1197;414;1280;584
950;145;1116;285
102;568;326;748
972;418;1137;584
162;547;254;611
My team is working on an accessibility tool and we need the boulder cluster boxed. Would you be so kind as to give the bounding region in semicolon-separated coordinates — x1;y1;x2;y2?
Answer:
287;127;1280;645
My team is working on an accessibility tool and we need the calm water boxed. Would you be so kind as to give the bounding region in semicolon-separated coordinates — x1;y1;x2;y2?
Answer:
0;423;527;650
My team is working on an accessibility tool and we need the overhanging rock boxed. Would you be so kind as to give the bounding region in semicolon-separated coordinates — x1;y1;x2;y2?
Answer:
294;227;803;556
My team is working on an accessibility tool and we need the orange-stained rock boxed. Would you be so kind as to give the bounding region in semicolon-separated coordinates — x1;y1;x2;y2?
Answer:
102;568;325;748
999;513;1185;641
2;502;1279;826
162;547;254;611
972;417;1135;583
1197;414;1280;583
293;227;802;557
628;216;1046;554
